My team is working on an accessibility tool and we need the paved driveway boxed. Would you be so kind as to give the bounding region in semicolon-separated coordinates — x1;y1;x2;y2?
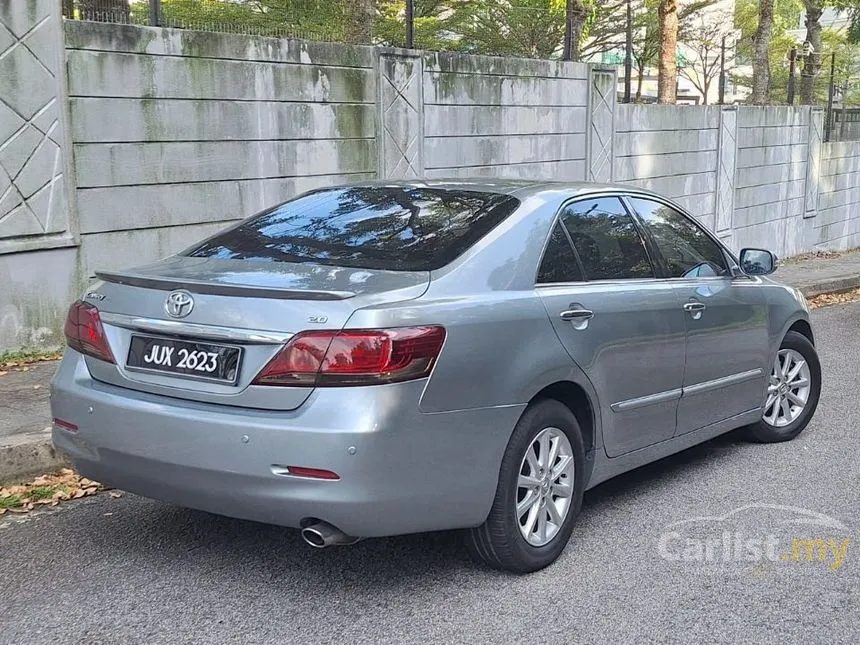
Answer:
1;302;858;645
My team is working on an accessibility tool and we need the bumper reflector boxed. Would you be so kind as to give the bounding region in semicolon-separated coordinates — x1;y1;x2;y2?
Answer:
53;418;79;433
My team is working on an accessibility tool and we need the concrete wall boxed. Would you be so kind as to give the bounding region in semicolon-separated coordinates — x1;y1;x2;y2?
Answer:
421;54;590;180
64;21;378;274
0;0;79;349
817;140;860;250
614;105;720;229
3;17;860;350
732;107;810;256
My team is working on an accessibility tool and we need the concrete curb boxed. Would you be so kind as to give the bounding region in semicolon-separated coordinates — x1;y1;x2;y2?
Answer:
798;274;860;298
0;430;66;484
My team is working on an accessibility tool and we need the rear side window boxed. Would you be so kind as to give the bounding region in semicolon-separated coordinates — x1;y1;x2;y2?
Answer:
560;197;654;280
185;186;521;271
537;223;584;284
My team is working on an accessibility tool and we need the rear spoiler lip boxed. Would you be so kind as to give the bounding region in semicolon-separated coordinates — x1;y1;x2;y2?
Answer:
94;271;356;301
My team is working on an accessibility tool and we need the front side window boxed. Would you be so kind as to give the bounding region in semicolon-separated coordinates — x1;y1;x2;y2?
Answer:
185;186;521;272
560;197;654;280
628;197;729;278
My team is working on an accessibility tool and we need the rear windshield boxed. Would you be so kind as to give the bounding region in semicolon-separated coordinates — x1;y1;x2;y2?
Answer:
184;186;521;271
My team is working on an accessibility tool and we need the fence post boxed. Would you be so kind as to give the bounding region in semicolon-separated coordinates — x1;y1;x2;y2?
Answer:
804;108;823;219
150;0;162;26
825;51;836;142
623;0;632;103
376;50;424;179
405;0;414;48
787;47;797;105
715;106;738;238
586;66;616;182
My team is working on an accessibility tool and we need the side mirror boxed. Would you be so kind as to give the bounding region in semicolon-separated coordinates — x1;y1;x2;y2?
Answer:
739;248;778;276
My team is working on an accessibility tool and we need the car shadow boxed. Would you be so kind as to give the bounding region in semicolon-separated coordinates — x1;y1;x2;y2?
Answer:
583;427;748;510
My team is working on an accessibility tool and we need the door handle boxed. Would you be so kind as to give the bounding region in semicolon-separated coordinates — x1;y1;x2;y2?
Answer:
683;301;706;320
559;308;594;321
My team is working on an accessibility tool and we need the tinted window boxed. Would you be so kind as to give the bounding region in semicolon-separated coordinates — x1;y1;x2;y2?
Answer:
628;198;729;278
560;197;654;280
537;223;584;284
185;186;520;272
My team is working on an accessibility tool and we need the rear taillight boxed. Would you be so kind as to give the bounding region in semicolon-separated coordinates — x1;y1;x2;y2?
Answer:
64;300;115;363
253;326;446;387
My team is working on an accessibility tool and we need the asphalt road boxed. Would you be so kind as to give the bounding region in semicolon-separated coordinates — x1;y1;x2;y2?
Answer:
2;302;858;645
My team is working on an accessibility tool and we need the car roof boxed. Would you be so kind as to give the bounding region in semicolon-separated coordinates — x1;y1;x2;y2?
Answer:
333;178;665;201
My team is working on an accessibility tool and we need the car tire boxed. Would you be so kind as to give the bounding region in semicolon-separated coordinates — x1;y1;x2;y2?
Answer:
466;399;586;573
745;330;821;443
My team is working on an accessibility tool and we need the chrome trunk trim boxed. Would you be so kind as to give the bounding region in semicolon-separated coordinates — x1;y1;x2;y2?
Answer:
99;312;293;345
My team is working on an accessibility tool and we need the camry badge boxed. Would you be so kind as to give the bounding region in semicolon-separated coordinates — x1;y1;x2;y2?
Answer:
164;290;195;319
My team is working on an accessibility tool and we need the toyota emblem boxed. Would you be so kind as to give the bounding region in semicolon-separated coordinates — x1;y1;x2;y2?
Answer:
164;290;194;318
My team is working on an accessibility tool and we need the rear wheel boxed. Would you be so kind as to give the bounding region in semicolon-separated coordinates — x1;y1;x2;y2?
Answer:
746;331;821;443
466;400;585;573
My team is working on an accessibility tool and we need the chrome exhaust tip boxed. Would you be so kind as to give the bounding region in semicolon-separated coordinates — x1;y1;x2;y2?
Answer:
301;521;360;548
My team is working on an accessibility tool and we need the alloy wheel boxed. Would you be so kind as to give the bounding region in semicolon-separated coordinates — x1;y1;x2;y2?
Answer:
515;427;575;547
762;348;811;428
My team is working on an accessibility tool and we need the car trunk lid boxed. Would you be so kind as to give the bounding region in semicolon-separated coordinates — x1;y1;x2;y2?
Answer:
85;256;429;411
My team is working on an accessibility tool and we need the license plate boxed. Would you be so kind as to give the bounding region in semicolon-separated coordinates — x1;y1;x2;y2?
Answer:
126;335;242;384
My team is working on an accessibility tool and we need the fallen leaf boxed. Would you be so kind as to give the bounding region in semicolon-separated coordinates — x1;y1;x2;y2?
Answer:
808;287;860;310
0;371;7;377
72;489;85;499
0;508;5;515
108;491;123;499
33;384;41;390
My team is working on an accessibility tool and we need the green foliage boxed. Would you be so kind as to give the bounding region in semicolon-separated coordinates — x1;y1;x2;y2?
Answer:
0;494;22;509
734;0;803;65
147;0;350;40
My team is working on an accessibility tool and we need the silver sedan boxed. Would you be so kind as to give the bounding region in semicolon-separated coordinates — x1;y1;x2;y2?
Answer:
51;180;821;573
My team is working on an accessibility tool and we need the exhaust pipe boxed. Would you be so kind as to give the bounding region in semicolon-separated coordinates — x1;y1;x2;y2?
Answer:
301;521;361;548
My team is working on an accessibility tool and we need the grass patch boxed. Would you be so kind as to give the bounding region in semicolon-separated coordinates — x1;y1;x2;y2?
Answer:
0;469;105;514
28;486;58;501
0;347;63;369
0;494;22;509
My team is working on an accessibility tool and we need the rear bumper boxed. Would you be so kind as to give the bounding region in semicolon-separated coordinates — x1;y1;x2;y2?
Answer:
50;351;523;537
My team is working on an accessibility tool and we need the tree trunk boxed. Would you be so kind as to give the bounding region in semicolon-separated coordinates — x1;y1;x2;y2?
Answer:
800;2;823;105
563;0;588;61
635;63;645;102
750;0;774;104
658;0;678;104
344;0;375;44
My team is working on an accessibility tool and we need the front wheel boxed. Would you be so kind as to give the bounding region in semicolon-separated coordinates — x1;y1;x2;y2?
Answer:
745;330;821;443
466;400;585;573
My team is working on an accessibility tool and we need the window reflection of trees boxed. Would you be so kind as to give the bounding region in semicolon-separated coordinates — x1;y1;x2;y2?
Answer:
628;199;728;279
561;199;654;281
186;187;519;271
